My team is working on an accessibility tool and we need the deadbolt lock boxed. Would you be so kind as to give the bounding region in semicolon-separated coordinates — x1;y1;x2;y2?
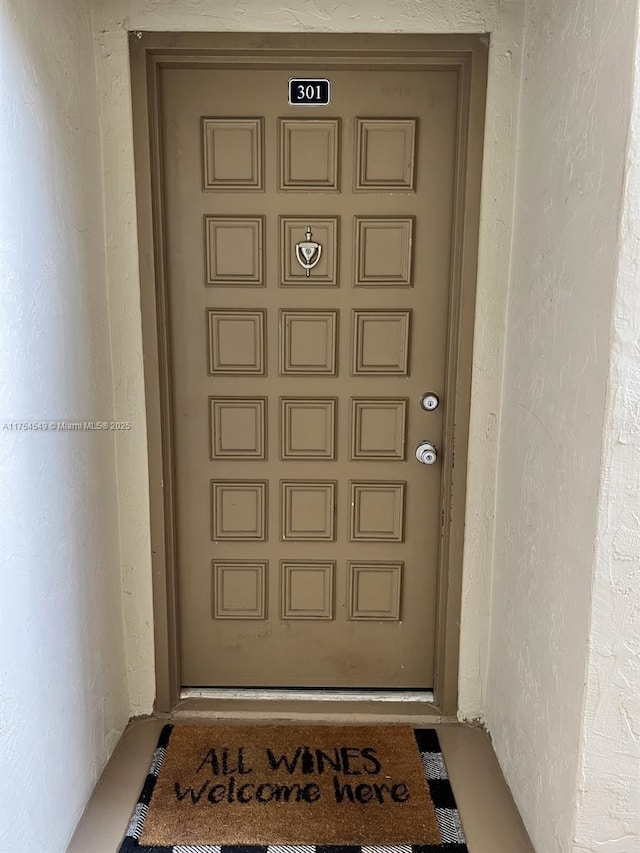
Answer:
415;440;438;465
420;392;440;411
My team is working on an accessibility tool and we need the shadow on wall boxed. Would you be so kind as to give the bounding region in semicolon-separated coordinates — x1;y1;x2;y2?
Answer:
0;3;129;851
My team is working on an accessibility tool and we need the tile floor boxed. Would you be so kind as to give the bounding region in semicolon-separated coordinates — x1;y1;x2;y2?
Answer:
67;718;534;853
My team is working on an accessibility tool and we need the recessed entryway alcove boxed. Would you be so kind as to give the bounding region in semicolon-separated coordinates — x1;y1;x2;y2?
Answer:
2;1;638;852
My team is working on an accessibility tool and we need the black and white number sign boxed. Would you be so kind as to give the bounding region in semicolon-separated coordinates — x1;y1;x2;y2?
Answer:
288;78;331;106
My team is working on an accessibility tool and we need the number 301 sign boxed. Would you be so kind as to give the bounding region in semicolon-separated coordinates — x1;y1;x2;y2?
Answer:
288;78;331;106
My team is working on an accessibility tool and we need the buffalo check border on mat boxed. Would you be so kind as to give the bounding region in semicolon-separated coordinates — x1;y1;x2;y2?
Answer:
118;726;468;853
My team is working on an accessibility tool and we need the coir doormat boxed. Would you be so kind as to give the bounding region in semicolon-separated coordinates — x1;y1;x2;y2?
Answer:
119;724;468;852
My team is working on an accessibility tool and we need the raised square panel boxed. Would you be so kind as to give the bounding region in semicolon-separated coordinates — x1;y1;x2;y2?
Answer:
281;481;336;541
205;216;264;286
280;218;339;286
352;310;411;376
281;398;336;460
211;480;267;541
202;118;264;191
209;397;266;460
351;398;407;460
279;119;340;191
350;481;406;542
348;562;403;620
355;118;417;191
213;560;267;619
354;217;414;286
279;310;338;375
207;309;265;375
281;560;335;619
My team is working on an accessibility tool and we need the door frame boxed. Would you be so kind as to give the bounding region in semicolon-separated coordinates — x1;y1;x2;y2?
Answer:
129;31;488;717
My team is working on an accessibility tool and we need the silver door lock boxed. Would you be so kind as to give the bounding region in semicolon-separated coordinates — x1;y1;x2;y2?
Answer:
420;392;440;411
415;440;438;465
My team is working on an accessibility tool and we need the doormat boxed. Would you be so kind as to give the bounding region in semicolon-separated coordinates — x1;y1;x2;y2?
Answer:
119;724;468;852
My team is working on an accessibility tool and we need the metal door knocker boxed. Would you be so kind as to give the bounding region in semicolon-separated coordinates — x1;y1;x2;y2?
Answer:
295;226;322;276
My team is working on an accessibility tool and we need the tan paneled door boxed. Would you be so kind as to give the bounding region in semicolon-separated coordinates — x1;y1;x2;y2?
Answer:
161;65;460;688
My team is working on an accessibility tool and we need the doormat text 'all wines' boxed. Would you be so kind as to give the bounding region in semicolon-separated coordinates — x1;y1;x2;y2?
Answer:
175;744;412;806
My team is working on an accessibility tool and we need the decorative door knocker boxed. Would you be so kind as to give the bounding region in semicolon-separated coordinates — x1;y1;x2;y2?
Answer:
295;226;322;276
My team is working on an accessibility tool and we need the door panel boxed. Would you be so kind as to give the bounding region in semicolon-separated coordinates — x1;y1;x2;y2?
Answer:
160;66;459;688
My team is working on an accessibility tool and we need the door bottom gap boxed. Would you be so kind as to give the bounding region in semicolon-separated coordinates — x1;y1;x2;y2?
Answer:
180;687;435;703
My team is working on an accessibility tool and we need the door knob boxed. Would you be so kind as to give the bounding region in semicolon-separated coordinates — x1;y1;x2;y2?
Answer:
415;440;438;465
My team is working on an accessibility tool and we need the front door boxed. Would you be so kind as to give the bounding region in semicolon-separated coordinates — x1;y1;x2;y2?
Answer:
160;62;461;689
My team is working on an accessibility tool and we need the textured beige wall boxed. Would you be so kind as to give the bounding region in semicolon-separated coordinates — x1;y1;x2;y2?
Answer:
573;10;640;851
0;0;130;849
486;2;639;851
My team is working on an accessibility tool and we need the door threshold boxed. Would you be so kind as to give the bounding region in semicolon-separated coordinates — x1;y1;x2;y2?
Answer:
180;687;435;703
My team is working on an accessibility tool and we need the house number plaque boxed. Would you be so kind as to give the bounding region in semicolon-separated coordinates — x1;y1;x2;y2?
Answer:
288;78;331;106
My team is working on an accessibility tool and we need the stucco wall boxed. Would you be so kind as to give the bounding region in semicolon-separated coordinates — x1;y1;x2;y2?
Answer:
572;11;640;851
486;2;638;852
90;0;525;719
0;0;130;850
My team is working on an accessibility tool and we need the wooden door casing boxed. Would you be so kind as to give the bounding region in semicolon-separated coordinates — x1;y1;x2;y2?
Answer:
132;34;486;707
